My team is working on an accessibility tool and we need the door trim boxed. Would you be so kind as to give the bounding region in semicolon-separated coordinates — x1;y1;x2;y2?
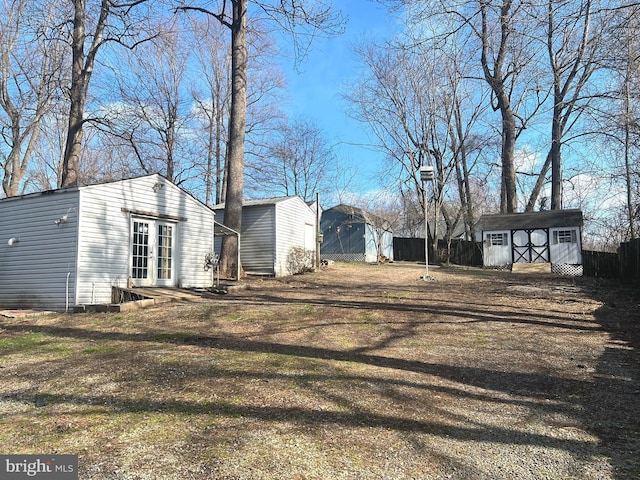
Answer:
129;217;177;287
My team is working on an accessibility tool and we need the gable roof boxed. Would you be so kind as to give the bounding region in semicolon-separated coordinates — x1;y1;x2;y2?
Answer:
477;209;583;232
0;173;213;213
324;204;391;230
212;195;302;210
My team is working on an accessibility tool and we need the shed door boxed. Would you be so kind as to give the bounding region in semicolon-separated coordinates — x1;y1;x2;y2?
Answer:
131;219;176;287
550;228;581;264
512;229;549;263
483;232;511;266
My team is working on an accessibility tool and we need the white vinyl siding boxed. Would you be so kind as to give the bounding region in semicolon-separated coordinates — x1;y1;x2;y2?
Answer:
214;196;317;277
215;205;276;275
0;174;215;310
77;174;215;304
274;198;316;276
243;205;277;275
364;223;379;263
0;190;80;310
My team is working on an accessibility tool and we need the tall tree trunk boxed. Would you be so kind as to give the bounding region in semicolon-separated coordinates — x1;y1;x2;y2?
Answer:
480;0;518;213
550;103;563;209
61;0;112;188
205;106;214;205
525;151;551;212
219;0;247;278
624;64;636;239
60;0;90;188
215;84;224;204
500;108;518;212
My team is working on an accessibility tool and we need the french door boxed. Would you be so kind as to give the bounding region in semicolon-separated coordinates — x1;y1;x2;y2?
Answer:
131;219;176;287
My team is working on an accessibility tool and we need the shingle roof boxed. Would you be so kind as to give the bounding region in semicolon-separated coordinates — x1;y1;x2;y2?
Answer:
476;209;583;231
324;204;391;230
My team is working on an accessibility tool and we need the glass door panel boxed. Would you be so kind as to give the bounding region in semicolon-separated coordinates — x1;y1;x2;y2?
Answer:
131;220;151;285
156;223;174;284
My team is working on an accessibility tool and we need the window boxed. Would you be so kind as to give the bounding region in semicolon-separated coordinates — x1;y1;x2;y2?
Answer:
486;233;508;246
554;230;577;244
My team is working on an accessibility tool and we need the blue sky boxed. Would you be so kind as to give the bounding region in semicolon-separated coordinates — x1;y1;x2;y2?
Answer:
276;0;398;198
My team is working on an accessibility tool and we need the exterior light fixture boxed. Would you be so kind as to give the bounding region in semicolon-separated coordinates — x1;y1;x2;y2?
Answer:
54;214;68;226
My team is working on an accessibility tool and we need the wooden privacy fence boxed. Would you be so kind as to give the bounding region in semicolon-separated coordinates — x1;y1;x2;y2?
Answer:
394;237;640;282
581;250;620;279
393;237;428;262
582;239;640;282
619;238;640;282
393;237;482;266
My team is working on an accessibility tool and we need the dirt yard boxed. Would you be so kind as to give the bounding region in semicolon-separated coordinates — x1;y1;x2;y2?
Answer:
0;262;638;479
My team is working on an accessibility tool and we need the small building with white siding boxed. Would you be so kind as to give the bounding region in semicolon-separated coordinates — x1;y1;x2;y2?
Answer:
0;174;215;311
213;196;317;277
475;209;583;274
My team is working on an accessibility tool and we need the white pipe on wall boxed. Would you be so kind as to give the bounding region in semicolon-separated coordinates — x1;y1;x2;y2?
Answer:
65;272;71;313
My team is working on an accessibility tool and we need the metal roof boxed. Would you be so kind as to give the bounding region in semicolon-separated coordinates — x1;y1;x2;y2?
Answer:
212;196;299;210
476;209;583;231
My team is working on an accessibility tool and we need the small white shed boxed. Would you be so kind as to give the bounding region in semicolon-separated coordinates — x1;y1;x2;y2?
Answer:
213;196;317;276
0;174;215;311
475;209;583;273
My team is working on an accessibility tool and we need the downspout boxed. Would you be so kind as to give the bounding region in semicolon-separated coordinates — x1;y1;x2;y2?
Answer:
237;232;241;281
65;272;71;313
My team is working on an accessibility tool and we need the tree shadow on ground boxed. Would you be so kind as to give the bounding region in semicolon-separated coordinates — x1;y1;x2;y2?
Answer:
587;282;640;478
1;269;636;477
0;316;610;468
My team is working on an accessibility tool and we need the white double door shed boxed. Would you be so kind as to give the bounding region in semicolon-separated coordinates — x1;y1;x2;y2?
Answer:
478;209;583;270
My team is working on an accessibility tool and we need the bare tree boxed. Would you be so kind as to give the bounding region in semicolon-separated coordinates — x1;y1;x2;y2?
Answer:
602;3;640;239
101;18;194;184
191;16;232;205
247;115;337;201
177;0;344;278
346;39;491;252
521;0;606;211
0;0;65;196
60;0;153;188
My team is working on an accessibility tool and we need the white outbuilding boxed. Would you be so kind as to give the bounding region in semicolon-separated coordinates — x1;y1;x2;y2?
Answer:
0;174;216;311
475;209;584;274
213;196;317;277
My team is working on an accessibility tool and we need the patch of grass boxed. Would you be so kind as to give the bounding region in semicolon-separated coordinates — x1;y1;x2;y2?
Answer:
0;333;49;355
385;291;412;299
0;332;73;358
300;304;316;315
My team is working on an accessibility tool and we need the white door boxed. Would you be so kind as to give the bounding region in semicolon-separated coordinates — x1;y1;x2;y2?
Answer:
131;219;176;287
483;231;511;266
550;228;581;264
